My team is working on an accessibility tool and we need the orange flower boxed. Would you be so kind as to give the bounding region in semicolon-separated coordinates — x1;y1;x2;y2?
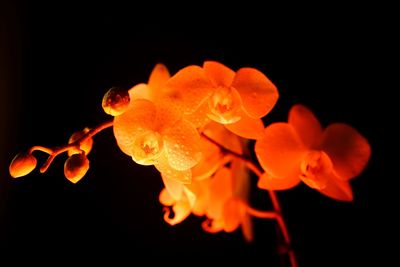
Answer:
255;104;371;201
202;160;254;242
113;98;201;184
162;61;278;139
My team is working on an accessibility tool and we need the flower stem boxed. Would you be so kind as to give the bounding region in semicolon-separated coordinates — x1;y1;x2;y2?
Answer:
29;120;114;173
201;132;298;267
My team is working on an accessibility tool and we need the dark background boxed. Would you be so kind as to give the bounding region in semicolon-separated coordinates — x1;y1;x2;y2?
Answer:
0;1;392;266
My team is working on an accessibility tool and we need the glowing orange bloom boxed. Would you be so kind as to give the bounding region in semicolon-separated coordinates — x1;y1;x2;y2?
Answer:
202;160;253;242
162;61;278;139
113;98;201;184
255;104;371;201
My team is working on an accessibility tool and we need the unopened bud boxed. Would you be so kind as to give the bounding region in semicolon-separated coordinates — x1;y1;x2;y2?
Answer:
64;154;90;184
102;87;130;116
68;128;93;156
9;152;37;178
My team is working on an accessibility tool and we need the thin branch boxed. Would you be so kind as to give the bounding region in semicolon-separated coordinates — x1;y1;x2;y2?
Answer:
29;120;114;173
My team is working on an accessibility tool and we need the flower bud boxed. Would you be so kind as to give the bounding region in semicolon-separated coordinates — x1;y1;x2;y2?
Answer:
102;87;130;116
64;154;90;184
9;152;37;178
68;127;93;156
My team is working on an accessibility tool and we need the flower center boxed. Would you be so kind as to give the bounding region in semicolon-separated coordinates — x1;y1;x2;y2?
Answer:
131;131;163;165
300;151;332;190
207;87;241;124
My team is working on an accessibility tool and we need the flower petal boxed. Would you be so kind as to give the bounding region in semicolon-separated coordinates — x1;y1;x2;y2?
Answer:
203;61;235;88
163;65;214;115
288;104;323;148
128;83;150;101
148;63;170;93
321;123;371;180
163;119;202;171
257;172;301;191
155;152;191;184
159;188;176;206
232;68;278;119
222;198;242;232
318;175;353;201
163;200;191;226
241;213;254;242
184;101;210;129
255;123;307;178
113;99;157;156
161;175;184;200
206;167;232;220
225;109;264;139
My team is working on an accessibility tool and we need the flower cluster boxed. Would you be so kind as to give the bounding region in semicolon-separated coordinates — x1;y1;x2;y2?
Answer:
9;61;371;266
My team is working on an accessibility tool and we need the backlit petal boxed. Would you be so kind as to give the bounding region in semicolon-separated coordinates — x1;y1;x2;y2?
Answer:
318;175;353;201
321;123;371;180
163;119;202;171
289;104;323;148
159;188;176;206
222;198;242;232
128;83;150;101
225;109;264;139
203;61;235;88
255;123;307;178
232;68;278;118
257;172;301;191
163;65;214;115
155;152;191;184
206;167;232;220
163;200;191;226
161;175;184;201
241;213;254;242
148;63;170;93
113;99;157;155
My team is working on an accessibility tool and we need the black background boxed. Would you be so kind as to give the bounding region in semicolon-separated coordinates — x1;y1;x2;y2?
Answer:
0;1;392;266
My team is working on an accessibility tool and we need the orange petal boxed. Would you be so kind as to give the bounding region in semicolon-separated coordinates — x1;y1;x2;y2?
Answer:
189;179;210;216
203;61;235;88
163;200;191;226
231;160;250;199
161;175;184;201
318;175;353;201
183;186;196;208
159;188;176;206
191;138;224;180
113;99;157;156
148;63;170;93
241;213;254;242
202;122;242;154
320;123;371;180
222;198;242;232
288;104;323;148
183;101;211;129
128;83;150;101
257;172;301;191
299;151;333;190
206;167;232;220
155;152;191;184
163;65;214;115
225;109;264;139
255;123;307;178
232;68;278;119
163;119;202;171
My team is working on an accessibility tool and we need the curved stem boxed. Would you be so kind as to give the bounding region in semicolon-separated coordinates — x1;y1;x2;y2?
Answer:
201;133;298;267
29;120;114;173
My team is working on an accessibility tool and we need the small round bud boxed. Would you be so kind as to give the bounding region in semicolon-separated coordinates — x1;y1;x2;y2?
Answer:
9;152;37;178
68;127;93;156
102;87;130;116
64;154;90;184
